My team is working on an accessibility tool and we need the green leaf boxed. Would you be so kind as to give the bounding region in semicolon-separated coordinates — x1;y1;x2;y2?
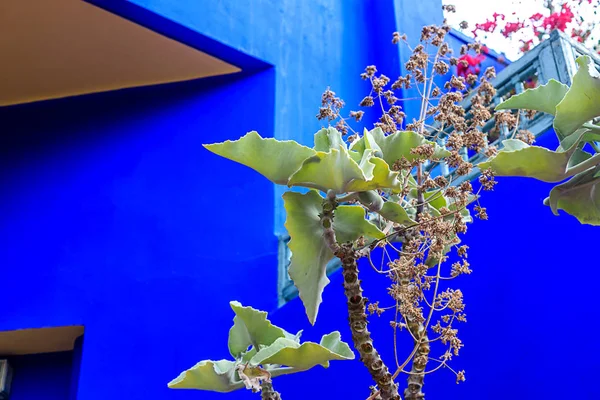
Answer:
228;301;291;358
495;79;568;115
283;191;333;324
377;202;416;226
345;153;403;192
568;148;593;168
349;128;383;157
204;131;315;185
288;146;366;193
424;191;448;213
334;205;385;243
168;360;242;392
554;56;600;139
544;166;600;226
478;139;572;182
448;197;474;224
371;129;451;164
558;128;595;151
249;331;354;370
355;149;377;180
314;127;347;151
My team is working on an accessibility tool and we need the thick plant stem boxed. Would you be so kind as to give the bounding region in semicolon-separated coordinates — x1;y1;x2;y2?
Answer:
320;194;400;400
261;381;281;400
337;243;401;400
404;322;430;400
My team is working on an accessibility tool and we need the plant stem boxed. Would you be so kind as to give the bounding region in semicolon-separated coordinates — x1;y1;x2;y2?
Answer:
261;381;281;400
337;243;401;400
404;323;430;400
321;194;401;400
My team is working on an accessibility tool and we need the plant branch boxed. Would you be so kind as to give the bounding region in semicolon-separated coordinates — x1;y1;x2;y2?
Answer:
261;381;282;400
321;195;401;400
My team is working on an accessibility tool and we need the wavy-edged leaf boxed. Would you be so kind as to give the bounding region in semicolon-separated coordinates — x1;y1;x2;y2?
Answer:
283;191;333;324
544;166;600;225
314;127;347;151
371;129;451;164
478;139;572;182
228;301;293;357
334;205;385;243
495;79;568;115
204;131;315;185
558;128;594;151
378;202;416;226
346;153;403;192
249;331;354;370
168;360;242;392
568;148;593;168
288;146;365;193
554;56;600;139
349;128;383;157
355;149;377;180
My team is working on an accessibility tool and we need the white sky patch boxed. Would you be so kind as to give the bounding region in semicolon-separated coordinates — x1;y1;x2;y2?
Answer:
442;0;600;61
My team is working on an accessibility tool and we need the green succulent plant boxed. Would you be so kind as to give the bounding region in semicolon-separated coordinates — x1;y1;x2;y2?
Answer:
168;301;354;394
478;55;600;225
202;127;456;324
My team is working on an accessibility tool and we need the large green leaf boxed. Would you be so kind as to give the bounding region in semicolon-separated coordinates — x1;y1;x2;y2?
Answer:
288;146;366;193
168;360;242;392
346;152;403;192
558;128;595;151
283;191;389;323
554;56;600;139
478;139;572;182
495;79;568;115
334;205;385;243
370;128;450;164
377;201;416;225
283;191;333;324
204;131;315;185
349;128;383;157
314;127;347;151
228;301;294;358
544;166;600;225
249;332;354;370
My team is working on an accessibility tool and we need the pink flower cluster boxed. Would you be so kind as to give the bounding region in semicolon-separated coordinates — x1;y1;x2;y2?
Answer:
456;46;488;79
469;0;599;55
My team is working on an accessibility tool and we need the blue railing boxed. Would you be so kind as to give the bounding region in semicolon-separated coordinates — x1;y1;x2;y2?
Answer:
277;30;600;305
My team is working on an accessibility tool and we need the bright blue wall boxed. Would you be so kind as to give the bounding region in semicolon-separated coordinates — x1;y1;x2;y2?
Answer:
4;0;598;399
0;71;277;400
101;0;407;234
8;352;74;400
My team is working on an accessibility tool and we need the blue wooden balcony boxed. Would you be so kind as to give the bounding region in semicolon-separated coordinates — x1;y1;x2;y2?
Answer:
278;29;600;304
426;29;600;185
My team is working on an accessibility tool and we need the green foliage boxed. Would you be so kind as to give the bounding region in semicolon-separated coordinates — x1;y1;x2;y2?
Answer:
544;166;600;225
169;302;354;393
481;55;600;225
249;332;354;370
554;57;600;139
283;191;384;324
228;301;297;358
205;126;456;323
204;131;316;185
287;147;366;192
479;139;574;183
495;79;567;116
